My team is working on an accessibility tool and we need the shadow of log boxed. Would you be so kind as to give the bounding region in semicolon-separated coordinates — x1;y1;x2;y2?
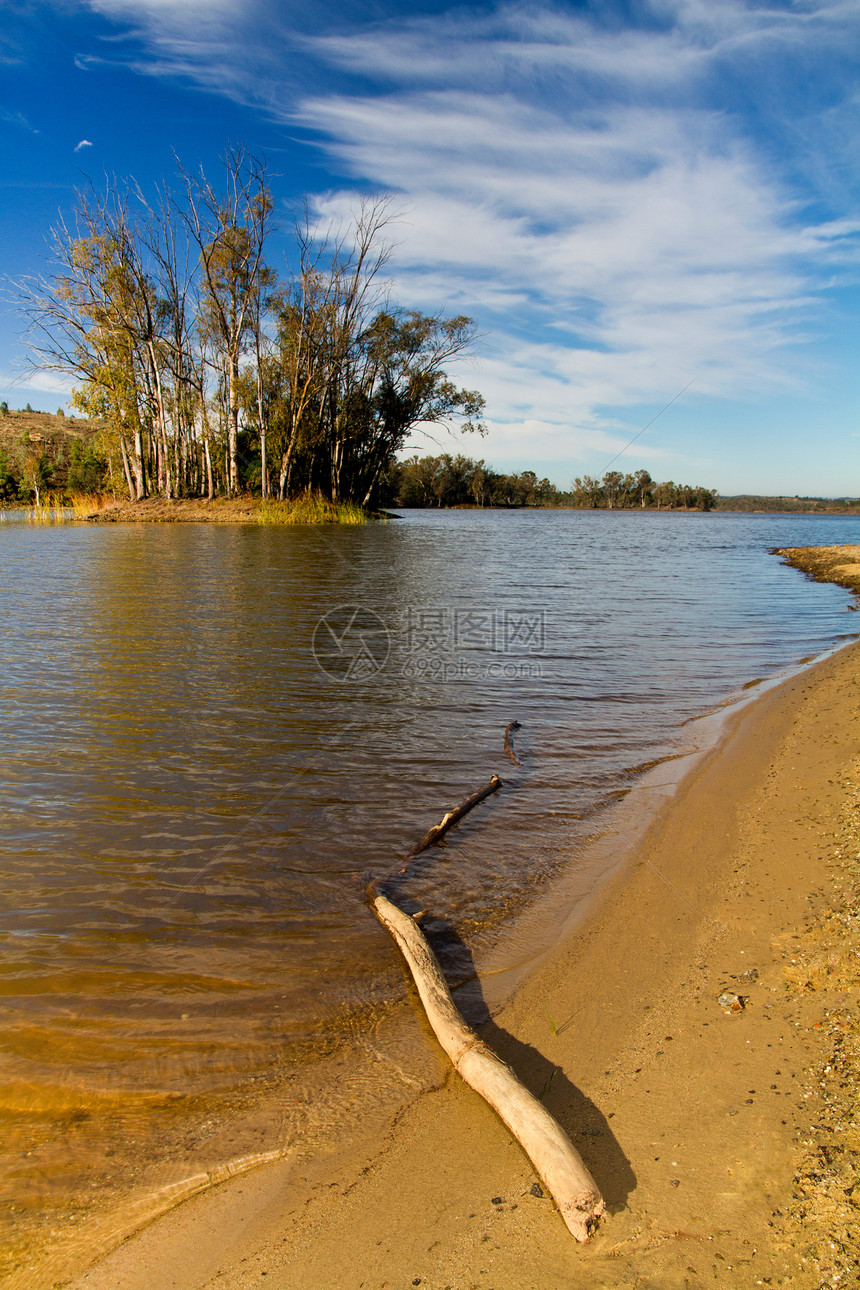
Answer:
418;914;637;1215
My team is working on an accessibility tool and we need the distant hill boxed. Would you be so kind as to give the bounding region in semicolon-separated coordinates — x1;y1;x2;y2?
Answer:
716;495;860;514
0;407;105;499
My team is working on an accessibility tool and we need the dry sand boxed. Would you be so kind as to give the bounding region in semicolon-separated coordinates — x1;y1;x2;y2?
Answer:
65;547;860;1290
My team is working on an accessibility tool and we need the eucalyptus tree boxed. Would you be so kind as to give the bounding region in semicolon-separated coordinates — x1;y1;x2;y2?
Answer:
572;474;604;508
17;157;486;507
273;217;345;500
633;468;653;508
176;146;275;496
266;197;485;505
18;190;154;498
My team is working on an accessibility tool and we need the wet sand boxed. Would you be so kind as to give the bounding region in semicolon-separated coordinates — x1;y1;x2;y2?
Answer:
67;611;860;1287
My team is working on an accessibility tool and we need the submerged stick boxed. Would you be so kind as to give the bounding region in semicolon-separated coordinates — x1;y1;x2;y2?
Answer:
406;774;502;859
504;720;522;766
369;893;605;1242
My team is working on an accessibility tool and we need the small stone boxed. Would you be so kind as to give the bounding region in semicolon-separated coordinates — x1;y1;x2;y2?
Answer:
491;1196;503;1205
412;1280;421;1286
718;991;746;1013
530;1183;544;1198
670;1179;681;1187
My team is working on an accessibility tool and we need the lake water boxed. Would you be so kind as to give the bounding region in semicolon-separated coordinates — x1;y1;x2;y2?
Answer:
1;508;858;1280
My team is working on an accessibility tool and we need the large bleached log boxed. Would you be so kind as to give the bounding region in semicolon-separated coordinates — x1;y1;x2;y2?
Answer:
369;892;605;1242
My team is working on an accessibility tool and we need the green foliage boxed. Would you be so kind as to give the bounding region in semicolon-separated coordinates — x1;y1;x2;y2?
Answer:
571;470;718;511
67;436;107;493
386;456;719;511
17;451;54;503
0;402;7;416
23;159;482;506
0;448;18;501
715;495;859;513
259;494;369;524
387;454;559;508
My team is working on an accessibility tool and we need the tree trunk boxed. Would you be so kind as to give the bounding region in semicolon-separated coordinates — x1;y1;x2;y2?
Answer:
256;366;268;499
132;424;146;499
119;434;135;499
228;356;239;495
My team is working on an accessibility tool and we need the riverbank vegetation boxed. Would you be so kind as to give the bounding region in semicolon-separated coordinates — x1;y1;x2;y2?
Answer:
4;412;857;517
388;454;719;509
714;494;860;513
15;148;484;508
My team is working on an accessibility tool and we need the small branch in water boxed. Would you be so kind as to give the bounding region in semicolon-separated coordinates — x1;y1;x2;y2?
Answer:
406;774;502;860
504;720;522;766
367;773;502;897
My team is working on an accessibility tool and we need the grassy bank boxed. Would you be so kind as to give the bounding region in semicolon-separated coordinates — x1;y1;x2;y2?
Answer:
3;493;376;525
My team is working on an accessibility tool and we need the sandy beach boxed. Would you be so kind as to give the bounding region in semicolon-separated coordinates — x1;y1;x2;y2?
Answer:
61;548;860;1290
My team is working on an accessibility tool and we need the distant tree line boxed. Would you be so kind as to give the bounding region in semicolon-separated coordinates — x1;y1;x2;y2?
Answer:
16;148;484;506
387;454;557;507
385;456;718;510
714;495;860;513
570;469;718;510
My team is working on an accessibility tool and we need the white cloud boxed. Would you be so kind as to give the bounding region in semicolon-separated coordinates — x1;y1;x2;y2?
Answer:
0;107;38;133
0;368;78;398
62;0;860;471
290;2;860;461
74;138;93;151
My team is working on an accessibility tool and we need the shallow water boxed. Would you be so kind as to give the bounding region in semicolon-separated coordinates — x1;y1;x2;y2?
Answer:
1;508;858;1275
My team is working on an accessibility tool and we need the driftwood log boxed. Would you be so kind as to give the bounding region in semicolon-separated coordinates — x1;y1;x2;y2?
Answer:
369;892;605;1241
367;735;604;1240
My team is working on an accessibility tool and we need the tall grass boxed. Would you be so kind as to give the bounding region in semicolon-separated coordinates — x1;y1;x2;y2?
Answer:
23;491;113;523
259;494;371;525
28;495;69;524
68;491;113;519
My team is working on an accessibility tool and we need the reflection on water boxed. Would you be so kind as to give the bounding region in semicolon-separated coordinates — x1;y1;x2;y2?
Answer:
0;509;858;1280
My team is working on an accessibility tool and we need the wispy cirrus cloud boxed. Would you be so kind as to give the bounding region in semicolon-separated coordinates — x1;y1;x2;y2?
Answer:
61;0;860;471
0;106;39;132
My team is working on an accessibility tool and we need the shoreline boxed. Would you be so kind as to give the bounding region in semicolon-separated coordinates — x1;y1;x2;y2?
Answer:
65;624;860;1289
5;500;860;525
776;542;860;599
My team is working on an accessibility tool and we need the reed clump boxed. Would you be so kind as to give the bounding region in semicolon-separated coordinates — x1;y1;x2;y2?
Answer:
29;494;69;524
68;491;113;518
259;494;370;525
22;491;114;523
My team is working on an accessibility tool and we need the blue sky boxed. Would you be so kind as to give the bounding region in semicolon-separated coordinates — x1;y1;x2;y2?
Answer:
2;0;859;495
